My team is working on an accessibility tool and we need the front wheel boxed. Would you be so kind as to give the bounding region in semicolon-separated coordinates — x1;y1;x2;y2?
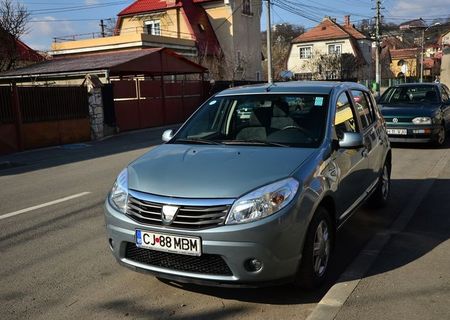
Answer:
294;206;334;289
434;125;446;146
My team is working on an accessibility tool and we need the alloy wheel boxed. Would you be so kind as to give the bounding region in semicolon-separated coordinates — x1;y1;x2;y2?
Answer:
381;165;390;201
312;220;330;277
437;126;446;145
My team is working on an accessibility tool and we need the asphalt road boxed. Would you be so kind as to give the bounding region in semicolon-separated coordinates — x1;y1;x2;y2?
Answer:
0;129;448;320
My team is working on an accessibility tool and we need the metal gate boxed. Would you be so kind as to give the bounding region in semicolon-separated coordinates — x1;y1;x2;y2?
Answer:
0;85;90;155
113;79;208;132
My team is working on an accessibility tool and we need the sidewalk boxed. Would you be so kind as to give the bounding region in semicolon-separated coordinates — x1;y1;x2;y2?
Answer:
334;157;450;319
0;125;177;173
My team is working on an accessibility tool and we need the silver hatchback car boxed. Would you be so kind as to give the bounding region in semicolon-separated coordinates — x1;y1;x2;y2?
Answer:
105;82;391;288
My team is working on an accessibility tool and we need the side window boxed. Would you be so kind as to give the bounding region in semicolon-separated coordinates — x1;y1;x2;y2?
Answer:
334;92;357;138
351;90;374;130
364;91;378;120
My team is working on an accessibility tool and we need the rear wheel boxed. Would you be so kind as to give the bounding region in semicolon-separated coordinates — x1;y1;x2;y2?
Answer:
295;206;334;289
369;160;391;208
434;124;446;146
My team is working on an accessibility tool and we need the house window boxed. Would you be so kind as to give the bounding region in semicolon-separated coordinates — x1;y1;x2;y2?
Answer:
242;0;252;15
145;20;161;36
299;46;312;59
328;44;342;55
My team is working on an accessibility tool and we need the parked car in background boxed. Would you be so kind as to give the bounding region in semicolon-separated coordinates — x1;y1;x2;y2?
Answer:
378;83;450;145
105;82;391;289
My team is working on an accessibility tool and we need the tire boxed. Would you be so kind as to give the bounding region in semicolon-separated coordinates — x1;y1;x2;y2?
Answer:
294;206;334;290
434;124;446;147
369;160;391;208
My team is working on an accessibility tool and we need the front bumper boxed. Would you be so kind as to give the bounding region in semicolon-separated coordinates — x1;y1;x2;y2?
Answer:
386;124;440;143
104;197;309;286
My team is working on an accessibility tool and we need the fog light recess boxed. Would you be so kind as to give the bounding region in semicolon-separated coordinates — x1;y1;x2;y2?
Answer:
244;258;263;272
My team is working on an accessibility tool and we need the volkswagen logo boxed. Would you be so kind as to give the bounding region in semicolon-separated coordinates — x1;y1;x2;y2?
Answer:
161;205;179;225
393;118;399;123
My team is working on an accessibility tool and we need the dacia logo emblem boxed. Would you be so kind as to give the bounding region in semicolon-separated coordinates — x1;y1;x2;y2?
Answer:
393;118;398;123
161;205;179;225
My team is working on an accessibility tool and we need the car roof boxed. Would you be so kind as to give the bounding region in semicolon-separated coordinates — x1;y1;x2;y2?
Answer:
392;83;439;87
215;81;369;96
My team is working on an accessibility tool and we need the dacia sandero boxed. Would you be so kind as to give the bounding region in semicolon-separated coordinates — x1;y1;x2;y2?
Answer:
105;81;391;289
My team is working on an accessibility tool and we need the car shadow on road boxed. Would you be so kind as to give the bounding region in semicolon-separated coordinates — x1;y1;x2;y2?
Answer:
0;126;176;176
147;177;449;306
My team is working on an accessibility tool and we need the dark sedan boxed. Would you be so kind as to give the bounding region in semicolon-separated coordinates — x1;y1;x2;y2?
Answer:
378;83;450;145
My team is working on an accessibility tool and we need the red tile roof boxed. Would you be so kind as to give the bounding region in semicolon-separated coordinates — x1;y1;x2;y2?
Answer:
118;0;180;16
0;27;44;63
292;17;367;43
15;38;44;62
390;48;419;59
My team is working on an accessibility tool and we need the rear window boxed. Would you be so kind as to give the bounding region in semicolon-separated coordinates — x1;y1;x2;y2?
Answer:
380;86;439;104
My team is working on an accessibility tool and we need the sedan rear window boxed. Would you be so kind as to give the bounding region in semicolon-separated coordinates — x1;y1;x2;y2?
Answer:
380;85;439;104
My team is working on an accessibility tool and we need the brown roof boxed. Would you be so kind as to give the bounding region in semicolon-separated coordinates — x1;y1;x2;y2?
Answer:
341;25;366;40
0;48;207;79
390;48;419;59
381;36;411;50
292;17;367;43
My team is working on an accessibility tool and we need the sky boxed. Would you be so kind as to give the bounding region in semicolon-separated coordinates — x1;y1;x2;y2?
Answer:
16;0;450;52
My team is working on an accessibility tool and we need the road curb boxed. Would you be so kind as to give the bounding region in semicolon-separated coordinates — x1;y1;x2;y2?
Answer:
306;150;449;320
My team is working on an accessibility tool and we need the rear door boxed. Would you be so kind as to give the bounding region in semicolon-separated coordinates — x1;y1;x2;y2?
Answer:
350;89;384;187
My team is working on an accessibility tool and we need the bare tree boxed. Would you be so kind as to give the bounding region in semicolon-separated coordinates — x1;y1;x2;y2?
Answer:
306;51;358;80
103;18;117;36
0;0;30;71
262;23;305;80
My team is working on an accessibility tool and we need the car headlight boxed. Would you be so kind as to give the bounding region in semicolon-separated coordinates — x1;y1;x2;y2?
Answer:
225;178;300;225
109;168;128;213
412;117;432;125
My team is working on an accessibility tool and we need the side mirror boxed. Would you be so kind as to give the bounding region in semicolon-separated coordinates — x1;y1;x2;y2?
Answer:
162;129;174;142
339;132;364;149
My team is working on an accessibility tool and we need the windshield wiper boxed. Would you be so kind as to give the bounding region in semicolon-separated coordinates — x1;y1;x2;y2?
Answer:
221;139;290;147
172;138;222;145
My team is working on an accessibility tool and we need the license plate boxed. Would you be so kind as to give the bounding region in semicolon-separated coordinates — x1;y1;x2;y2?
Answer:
135;230;201;256
387;128;407;135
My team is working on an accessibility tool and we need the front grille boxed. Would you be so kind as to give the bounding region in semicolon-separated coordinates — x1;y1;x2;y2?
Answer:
384;116;414;124
126;195;230;229
125;242;233;276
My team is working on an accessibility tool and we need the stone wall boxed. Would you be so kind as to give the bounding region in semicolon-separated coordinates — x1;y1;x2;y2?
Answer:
84;74;104;140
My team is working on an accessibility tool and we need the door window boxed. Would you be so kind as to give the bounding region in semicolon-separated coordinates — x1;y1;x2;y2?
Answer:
334;92;357;138
352;90;375;130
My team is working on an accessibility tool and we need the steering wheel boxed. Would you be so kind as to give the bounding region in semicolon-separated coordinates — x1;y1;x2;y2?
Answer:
279;125;315;138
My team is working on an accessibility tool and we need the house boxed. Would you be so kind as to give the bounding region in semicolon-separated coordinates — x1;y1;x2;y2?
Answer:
442;30;450;47
50;0;262;81
389;48;419;79
0;27;44;71
286;16;373;81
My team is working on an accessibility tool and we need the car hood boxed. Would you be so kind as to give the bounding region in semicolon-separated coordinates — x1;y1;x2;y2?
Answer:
379;103;439;117
127;144;315;198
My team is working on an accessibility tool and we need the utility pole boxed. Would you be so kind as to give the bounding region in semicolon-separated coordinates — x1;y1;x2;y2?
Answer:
265;0;273;83
100;19;106;37
374;0;382;97
420;28;424;83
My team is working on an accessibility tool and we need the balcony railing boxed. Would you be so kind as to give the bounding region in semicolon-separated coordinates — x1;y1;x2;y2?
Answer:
53;26;195;43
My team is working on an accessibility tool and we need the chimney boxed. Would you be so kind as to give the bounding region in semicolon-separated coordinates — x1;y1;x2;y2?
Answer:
344;15;350;27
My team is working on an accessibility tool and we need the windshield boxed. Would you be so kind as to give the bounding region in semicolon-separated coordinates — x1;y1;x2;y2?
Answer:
173;94;329;148
380;85;439;104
